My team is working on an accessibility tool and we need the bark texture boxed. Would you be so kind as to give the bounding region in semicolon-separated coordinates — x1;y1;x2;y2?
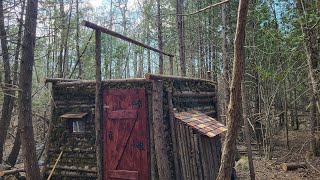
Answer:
18;0;41;178
6;0;26;166
216;0;249;179
156;0;164;74
176;0;186;76
95;30;103;180
0;0;13;163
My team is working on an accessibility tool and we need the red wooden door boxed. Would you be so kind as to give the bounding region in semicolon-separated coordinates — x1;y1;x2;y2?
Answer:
103;88;148;180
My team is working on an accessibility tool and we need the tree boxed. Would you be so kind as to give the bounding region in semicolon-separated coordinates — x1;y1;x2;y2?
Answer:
221;3;230;115
176;0;186;76
0;0;14;163
217;0;249;179
7;0;26;166
296;0;320;156
156;0;164;74
18;0;41;178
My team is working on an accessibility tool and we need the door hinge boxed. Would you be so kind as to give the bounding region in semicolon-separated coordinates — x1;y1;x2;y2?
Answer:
133;142;144;150
130;100;142;108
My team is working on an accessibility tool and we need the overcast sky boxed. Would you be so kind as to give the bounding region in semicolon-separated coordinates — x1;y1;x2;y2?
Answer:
89;0;103;7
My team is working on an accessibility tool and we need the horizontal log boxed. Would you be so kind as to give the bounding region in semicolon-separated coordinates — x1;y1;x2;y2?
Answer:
81;20;173;57
55;78;150;87
173;91;215;97
48;149;96;153
281;162;307;171
56;104;95;109
175;98;215;103
145;73;215;83
0;169;24;177
203;110;217;116
45;78;79;83
55;101;95;106
46;165;96;173
46;172;96;178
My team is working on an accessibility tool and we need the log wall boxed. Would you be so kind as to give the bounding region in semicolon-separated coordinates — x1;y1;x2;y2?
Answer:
44;80;152;180
168;79;221;180
45;77;220;180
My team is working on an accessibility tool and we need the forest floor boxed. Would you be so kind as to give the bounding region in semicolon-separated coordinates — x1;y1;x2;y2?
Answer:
237;129;320;180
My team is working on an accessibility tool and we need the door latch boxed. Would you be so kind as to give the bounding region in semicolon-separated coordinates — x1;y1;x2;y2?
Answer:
133;142;144;150
130;100;142;108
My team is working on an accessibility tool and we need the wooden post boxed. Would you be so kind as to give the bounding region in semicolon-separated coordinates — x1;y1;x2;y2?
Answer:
206;71;211;80
95;30;103;180
168;88;180;179
152;80;171;180
169;56;174;75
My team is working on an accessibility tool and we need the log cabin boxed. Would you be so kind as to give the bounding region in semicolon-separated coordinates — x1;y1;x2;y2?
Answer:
43;73;226;180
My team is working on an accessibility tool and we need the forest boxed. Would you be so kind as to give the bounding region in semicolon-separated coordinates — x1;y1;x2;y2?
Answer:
0;0;319;179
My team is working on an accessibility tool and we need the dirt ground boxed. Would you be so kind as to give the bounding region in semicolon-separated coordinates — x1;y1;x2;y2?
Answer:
237;130;320;180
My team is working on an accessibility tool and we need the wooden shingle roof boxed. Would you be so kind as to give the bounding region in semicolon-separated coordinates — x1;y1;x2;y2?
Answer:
174;111;227;138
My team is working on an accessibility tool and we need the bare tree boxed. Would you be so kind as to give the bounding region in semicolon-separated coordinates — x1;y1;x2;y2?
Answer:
221;3;230;114
7;0;26;166
156;0;164;74
296;0;320;156
176;0;186;76
0;0;13;163
18;0;41;178
216;0;250;179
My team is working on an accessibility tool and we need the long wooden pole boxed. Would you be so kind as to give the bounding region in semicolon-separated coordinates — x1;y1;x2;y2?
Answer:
95;30;103;180
81;20;174;58
47;150;63;180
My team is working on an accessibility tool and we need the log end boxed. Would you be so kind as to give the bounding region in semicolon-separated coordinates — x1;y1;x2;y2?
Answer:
144;73;151;80
281;162;307;172
81;20;88;26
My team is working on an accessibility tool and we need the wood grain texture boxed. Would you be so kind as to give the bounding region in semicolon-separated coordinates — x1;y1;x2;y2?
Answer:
103;88;148;180
151;80;171;180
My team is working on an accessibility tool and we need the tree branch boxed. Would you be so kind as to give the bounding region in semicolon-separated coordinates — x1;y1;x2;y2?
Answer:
175;0;229;16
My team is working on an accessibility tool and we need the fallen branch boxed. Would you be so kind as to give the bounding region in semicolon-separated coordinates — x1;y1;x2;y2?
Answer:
0;168;24;177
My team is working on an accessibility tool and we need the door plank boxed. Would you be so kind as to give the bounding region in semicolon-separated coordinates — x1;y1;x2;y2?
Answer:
108;110;137;119
108;170;138;180
103;88;148;180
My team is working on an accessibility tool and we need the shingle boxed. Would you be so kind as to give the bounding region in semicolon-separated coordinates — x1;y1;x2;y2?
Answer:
174;110;227;138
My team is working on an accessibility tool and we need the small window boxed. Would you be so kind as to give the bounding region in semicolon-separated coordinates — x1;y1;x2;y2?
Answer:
60;112;88;134
72;120;85;133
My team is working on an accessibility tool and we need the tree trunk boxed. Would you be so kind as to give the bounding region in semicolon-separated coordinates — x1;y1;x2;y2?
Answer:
62;0;73;77
6;0;26;166
197;1;204;79
176;0;186;76
284;79;289;149
138;50;143;78
221;3;230;117
76;0;82;79
6;130;21;166
242;81;256;180
294;89;299;130
18;0;41;178
0;0;13;163
296;0;320;156
216;0;249;179
58;0;65;78
156;0;164;74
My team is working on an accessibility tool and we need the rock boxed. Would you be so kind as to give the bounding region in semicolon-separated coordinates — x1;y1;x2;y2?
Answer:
235;156;249;171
